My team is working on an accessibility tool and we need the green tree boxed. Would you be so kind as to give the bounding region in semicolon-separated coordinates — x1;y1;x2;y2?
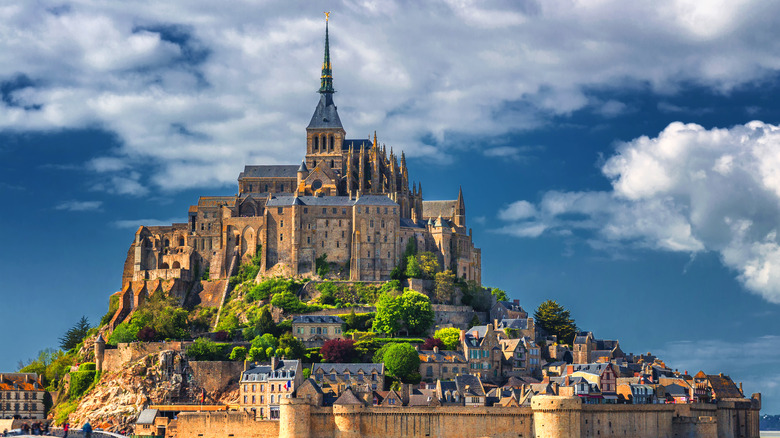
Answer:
434;271;456;304
271;291;312;313
534;300;577;345
277;333;306;359
229;347;247;361
489;287;508;302
187;337;229;361
316;253;330;277
372;291;403;335
433;327;461;350
469;314;481;328
397;290;434;335
381;343;421;384
416;252;440;279
59;316;91;351
404;254;422;278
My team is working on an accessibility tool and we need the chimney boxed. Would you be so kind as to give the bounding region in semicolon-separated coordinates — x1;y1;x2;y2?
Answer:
567;365;574;375
401;384;410;406
271;356;278;370
493;319;499;330
244;360;249;373
514;299;519;305
565;375;570;386
740;382;743;394
433;346;439;354
459;329;466;343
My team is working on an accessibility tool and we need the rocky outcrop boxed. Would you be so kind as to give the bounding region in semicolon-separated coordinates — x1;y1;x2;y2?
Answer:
65;350;238;433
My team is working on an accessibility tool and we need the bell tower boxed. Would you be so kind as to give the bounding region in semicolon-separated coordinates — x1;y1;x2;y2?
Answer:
306;13;346;178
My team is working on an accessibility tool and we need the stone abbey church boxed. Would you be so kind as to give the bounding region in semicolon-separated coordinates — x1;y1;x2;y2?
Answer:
115;20;481;319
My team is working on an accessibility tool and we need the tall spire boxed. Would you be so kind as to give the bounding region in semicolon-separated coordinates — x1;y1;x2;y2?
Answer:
319;12;334;94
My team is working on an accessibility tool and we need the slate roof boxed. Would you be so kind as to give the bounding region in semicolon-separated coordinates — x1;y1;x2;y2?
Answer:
497;301;526;313
333;388;364;406
242;360;299;381
240;165;299;179
343;139;373;150
498;318;529;330
422;200;457;219
354;195;398;206
292;315;344;324
312;363;384;375
565;363;612;376
664;383;689;397
400;218;424;229
308;93;343;129
455;374;485;397
136;409;158;425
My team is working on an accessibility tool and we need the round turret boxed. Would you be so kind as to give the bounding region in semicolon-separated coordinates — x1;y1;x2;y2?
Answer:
279;397;311;438
532;395;582;438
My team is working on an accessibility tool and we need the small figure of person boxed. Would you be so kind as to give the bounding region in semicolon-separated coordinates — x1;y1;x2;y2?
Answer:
82;421;92;438
2;428;7;437
21;423;30;435
62;422;69;438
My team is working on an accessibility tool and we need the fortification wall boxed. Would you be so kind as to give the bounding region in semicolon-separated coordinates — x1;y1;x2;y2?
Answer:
174;398;760;438
176;411;279;438
189;361;244;393
102;341;184;372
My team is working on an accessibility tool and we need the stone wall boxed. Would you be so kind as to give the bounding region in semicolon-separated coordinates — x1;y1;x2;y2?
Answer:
189;361;245;393
176;411;279;438
431;304;487;330
175;395;761;438
102;341;185;372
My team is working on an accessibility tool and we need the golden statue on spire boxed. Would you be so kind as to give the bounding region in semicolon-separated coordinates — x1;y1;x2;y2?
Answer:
324;11;330;21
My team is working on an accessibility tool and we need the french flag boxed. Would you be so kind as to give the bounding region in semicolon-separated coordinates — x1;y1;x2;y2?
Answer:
284;380;291;391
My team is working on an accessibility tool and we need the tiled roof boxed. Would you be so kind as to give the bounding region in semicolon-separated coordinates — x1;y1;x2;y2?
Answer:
292;315;344;324
0;373;43;391
419;350;467;364
707;374;743;399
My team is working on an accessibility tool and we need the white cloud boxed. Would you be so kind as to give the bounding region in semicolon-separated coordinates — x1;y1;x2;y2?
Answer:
497;121;780;303
1;1;780;192
54;200;103;211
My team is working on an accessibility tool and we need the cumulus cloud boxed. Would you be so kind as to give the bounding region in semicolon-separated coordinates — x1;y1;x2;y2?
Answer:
497;121;780;303
54;200;103;211
2;1;780;192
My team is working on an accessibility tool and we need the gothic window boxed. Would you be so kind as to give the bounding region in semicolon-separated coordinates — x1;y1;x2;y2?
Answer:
313;136;319;151
329;135;334;151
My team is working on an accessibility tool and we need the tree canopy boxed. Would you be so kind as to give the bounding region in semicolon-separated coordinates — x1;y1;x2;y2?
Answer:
534;300;577;345
381;343;421;384
433;327;461;350
59;316;91;351
372;290;434;336
320;339;357;363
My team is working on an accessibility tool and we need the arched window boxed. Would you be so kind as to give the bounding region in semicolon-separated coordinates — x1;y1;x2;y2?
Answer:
172;261;181;269
329;135;335;151
313;136;319;151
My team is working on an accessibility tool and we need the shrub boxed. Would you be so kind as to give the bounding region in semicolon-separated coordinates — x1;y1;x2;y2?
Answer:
137;326;158;342
245;278;304;303
316;253;330;277
77;362;96;372
99;295;120;327
421;337;445;350
433;327;461;350
320;339;357;363
54;399;79;425
187;337;231;361
380;343;421;384
68;370;96;399
229;347;247;361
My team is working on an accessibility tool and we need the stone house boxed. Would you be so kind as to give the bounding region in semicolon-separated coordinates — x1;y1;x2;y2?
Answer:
616;383;656;404
496;317;536;342
564;363;619;403
372;390;403;407
460;323;504;381
573;331;624;364
292;315;344;346
555;375;602;404
489;300;528;322
434;375;486;406
311;363;384;396
0;373;45;420
418;347;468;383
239;358;303;420
295;378;325;406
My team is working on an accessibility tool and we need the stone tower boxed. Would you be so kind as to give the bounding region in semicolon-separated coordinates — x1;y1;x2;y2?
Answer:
94;333;106;373
305;15;346;174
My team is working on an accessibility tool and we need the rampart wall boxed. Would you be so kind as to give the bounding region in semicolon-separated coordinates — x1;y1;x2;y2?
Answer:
176;411;279;438
176;395;761;438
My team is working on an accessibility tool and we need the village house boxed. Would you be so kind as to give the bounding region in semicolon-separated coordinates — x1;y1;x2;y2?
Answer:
460;323;504;381
490;300;528;322
311;363;384;396
564;363;619;403
616;383;656;404
239;358;303;420
291;315;344;346
0;373;45;420
418;346;468;382
573;331;624;364
435;374;486;406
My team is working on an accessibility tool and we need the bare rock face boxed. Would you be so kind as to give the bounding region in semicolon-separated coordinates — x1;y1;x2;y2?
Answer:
68;350;187;433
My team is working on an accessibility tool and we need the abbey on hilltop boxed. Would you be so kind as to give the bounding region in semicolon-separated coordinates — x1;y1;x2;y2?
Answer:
110;17;481;324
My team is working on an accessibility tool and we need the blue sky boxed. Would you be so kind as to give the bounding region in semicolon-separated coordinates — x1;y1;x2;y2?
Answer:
2;0;780;412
